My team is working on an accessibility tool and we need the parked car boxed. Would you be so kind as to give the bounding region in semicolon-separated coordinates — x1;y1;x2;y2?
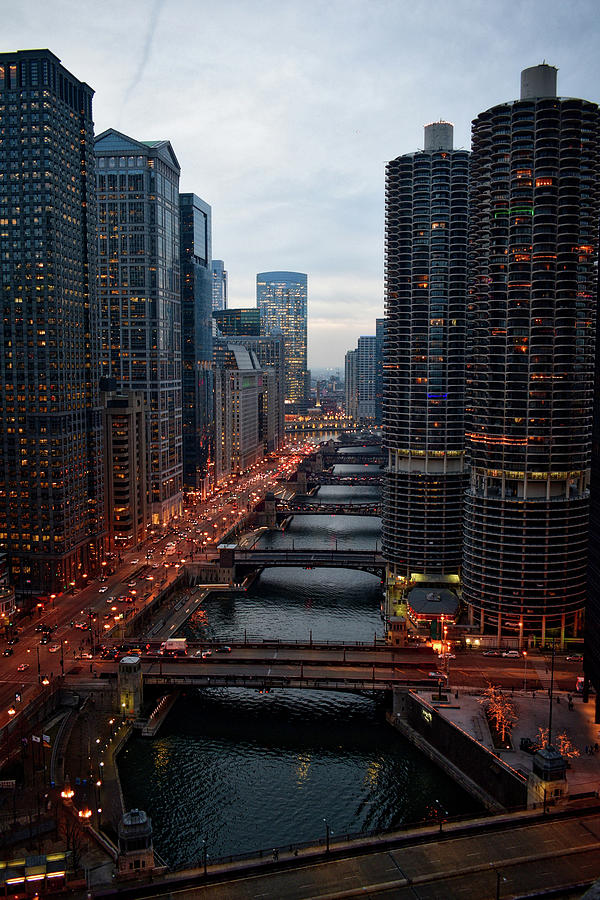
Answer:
566;654;583;662
483;650;502;657
216;646;232;653
502;650;520;658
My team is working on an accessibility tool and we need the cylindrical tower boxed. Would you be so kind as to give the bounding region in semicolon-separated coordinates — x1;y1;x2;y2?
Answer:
463;66;600;643
383;123;469;603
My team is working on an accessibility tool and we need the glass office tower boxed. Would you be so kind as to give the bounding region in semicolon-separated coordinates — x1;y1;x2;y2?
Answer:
95;129;182;525
257;271;308;404
463;66;600;644
383;122;469;609
180;193;213;494
212;260;228;312
0;49;106;598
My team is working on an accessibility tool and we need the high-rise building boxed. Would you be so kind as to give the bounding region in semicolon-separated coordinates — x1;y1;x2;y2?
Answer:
212;259;228;311
180;193;213;495
213;345;265;478
213;308;261;336
375;318;385;425
345;333;380;423
213;312;285;452
383;122;469;608
463;66;600;644
256;271;308;405
345;350;358;420
95;129;182;525
102;387;148;550
0;50;106;597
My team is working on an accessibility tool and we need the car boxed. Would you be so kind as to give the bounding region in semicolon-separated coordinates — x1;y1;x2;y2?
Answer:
438;653;456;660
17;663;29;672
202;650;212;658
6;637;18;645
40;635;49;645
566;654;583;662
74;621;88;630
106;596;116;604
75;651;93;660
130;559;139;565
483;650;502;657
99;585;109;593
428;671;447;680
216;646;232;653
2;648;12;656
502;650;520;658
48;643;60;653
128;581;137;588
152;563;160;569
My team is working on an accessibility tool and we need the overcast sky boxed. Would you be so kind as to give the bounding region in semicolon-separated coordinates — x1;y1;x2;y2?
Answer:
5;0;600;370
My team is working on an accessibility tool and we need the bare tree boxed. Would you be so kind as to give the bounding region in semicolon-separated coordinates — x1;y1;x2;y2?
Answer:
479;683;517;744
556;731;580;759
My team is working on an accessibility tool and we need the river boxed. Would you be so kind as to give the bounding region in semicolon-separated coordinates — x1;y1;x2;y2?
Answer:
117;449;480;868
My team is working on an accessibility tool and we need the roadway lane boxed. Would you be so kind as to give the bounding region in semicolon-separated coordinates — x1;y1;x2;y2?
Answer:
120;810;600;899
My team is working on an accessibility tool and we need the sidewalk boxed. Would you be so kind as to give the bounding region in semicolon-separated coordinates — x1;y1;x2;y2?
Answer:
437;686;600;795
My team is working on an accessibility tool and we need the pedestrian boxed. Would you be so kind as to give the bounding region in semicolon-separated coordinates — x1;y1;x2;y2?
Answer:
272;849;278;862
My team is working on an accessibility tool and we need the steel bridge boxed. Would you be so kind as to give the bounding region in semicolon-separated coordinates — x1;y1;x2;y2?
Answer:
277;502;381;517
229;548;385;577
108;641;438;693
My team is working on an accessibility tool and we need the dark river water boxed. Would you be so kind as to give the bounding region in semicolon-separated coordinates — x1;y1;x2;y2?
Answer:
117;447;480;868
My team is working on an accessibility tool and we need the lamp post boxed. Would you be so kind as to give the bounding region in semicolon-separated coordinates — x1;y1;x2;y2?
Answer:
523;651;528;693
202;836;208;876
495;868;506;900
434;799;446;833
323;818;332;853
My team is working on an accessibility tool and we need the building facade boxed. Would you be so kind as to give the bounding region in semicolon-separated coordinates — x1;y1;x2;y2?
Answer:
375;318;385;425
180;193;213;496
214;328;285;454
213;308;260;337
211;259;228;312
256;271;308;405
102;387;148;550
345;350;358;421
463;66;600;643
213;345;264;479
383;122;469;607
0;50;106;597
95;130;183;525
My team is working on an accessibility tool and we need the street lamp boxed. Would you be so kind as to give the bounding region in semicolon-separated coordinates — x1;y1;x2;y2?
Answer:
434;799;446;833
323;818;332;853
523;651;528;692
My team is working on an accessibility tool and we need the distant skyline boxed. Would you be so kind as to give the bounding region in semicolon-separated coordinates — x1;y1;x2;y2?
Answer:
5;0;600;367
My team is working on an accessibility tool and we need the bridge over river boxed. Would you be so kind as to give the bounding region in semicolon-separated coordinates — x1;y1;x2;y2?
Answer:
277;501;381;517
220;547;385;577
98;642;439;693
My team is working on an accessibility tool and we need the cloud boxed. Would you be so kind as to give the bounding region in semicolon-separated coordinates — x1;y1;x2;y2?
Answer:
5;0;600;368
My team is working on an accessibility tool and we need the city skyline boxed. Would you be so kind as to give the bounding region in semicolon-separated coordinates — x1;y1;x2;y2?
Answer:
5;0;600;367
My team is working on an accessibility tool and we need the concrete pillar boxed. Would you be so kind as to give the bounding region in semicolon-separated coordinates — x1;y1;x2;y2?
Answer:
480;608;484;633
541;615;546;647
560;613;566;650
497;612;502;646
